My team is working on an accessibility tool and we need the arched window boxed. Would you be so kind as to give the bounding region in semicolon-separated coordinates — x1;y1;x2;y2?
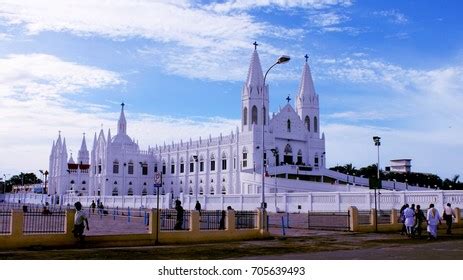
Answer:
221;152;227;170
199;155;204;172
189;156;195;172
180;157;185;173
297;150;303;165
242;147;248;168
162;160;166;174
161;188;165;195
179;187;183;193
129;181;132;185
128;161;134;174
314;116;318;132
82;181;86;185
189;187;193;195
314;154;319;167
287;119;291;132
210;186;215;195
170;159;175;174
142;188;148;196
113;160;119;174
221;186;227;195
263;106;266;125
127;188;133;196
113;181;117;185
305;116;310;131
70;180;75;184
112;187;118;196
251;105;258;124
199;187;204;195
210;154;216;171
243;107;248;125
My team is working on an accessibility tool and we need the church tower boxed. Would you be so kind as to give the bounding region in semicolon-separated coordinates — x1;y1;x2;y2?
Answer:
241;42;269;132
296;54;320;138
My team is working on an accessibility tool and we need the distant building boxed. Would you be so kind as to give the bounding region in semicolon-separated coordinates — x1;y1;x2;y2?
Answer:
387;159;412;173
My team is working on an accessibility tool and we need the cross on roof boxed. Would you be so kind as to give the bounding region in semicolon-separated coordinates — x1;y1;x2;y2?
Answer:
253;41;258;50
121;102;125;108
305;54;309;63
286;95;291;103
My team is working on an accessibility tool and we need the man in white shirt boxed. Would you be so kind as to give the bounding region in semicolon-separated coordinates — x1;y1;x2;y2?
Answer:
73;201;89;241
426;203;441;240
443;203;456;234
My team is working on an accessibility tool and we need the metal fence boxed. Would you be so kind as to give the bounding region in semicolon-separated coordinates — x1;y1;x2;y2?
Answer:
235;211;258;229
200;210;226;230
307;211;350;231
23;210;66;234
0;210;11;235
160;209;190;231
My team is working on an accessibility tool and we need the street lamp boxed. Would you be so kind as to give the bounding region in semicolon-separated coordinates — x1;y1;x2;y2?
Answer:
261;54;290;211
192;155;199;202
270;148;279;211
372;136;381;233
393;179;396;191
405;179;408;191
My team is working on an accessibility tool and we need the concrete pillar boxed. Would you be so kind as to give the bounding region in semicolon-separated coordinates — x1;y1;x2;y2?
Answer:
190;210;200;232
257;209;267;233
348;206;358;232
226;210;235;232
454;207;461;224
149;208;160;235
370;208;377;226
66;209;75;237
11;210;23;237
390;208;398;225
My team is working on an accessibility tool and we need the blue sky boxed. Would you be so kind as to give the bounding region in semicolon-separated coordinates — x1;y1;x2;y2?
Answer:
0;0;462;179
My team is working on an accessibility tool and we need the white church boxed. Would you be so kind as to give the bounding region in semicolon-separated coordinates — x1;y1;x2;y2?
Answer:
48;45;388;199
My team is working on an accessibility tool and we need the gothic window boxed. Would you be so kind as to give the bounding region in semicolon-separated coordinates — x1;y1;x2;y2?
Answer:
210;186;215;195
179;187;183;193
154;164;158;173
189;157;195;172
297;150;303;165
221;186;227;195
112;187;118;196
142;188;148;196
98;159;102;174
199;155;204;172
314;154;319;167
314;116;318;132
113;160;119;174
199;187;204;195
82;181;86;185
233;156;236;169
242;147;248;168
162;161;166;175
251;105;258;124
114;181;117;185
189;187;193;195
243;107;248;125
171;160;175;174
129;181;132;185
263;106;266;125
210;154;216;171
221;152;227;170
305;115;310;131
287;119;291;132
128;161;134;175
142;163;148;175
180;158;185;173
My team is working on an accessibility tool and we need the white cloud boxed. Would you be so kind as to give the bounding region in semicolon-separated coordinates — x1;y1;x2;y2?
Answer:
310;11;349;27
207;0;353;13
374;10;408;24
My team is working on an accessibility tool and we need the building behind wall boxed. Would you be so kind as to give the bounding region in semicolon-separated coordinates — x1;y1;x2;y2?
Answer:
48;45;327;197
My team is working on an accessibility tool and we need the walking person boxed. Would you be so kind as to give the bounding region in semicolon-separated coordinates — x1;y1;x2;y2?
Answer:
413;205;426;238
174;200;184;230
443;203;456;234
72;202;89;242
399;204;408;235
195;200;201;216
403;204;415;237
426;203;441;240
90;200;96;214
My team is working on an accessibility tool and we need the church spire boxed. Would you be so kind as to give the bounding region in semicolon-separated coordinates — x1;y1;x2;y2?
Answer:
296;54;319;117
117;102;127;135
245;43;264;88
78;133;89;164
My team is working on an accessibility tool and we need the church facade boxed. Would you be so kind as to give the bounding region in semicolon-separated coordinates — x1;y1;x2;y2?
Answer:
48;46;326;197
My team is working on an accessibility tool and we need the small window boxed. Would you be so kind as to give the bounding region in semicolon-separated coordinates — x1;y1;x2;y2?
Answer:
112;187;118;196
252;105;258;124
171;164;175;174
287;119;291;132
127;188;134;196
142;164;148;175
142;188;148;196
190;162;194;172
162;162;166;175
180;162;185;173
128;162;134;174
243;107;248;125
113;160;119;174
314;116;318;133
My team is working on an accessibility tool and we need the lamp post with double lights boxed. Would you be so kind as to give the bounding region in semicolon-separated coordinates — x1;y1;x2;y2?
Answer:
372;136;381;233
260;52;290;211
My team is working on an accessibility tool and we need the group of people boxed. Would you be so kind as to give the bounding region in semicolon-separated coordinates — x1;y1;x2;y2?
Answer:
399;203;456;240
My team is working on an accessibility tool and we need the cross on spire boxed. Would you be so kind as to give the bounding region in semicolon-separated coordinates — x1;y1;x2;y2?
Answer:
305;54;309;63
253;41;258;50
286;95;291;103
121;102;125;108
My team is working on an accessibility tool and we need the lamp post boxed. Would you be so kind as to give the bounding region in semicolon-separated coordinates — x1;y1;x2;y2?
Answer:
193;155;199;202
270;148;279;211
260;54;290;211
405;179;408;191
393;179;396;191
372;136;381;233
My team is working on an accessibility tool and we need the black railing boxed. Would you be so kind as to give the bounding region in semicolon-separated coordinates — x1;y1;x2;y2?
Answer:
23;210;66;234
200;210;226;230
160;209;190;231
0;210;11;235
307;211;350;231
235;211;257;229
